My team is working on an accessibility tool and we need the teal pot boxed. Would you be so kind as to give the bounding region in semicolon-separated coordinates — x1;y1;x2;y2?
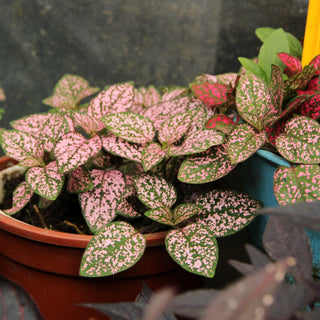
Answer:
235;149;320;277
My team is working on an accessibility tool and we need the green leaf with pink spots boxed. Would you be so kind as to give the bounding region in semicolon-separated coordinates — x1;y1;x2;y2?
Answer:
87;82;134;120
3;182;34;215
141;143;166;171
236;72;280;130
43;74;99;110
274;165;320;205
173;203;203;225
269;65;284;110
0;130;44;167
25;162;64;200
55;133;102;173
284;65;315;93
205;114;236;134
178;145;236;184
196;189;260;237
165;222;218;277
275;116;320;164
144;207;174;225
134;174;177;209
226;123;267;164
80;221;146;277
102;112;155;144
67;166;93;194
79;169;126;233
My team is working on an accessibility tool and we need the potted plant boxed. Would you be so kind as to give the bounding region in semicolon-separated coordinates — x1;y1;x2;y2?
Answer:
0;74;260;319
190;27;320;276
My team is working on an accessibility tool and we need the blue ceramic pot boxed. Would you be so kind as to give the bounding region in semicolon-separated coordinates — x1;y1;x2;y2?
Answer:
236;149;320;277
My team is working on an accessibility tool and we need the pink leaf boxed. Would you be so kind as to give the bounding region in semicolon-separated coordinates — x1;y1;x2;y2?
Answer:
165;222;218;277
0;86;5;101
178;145;236;183
88;82;134;120
226;123;267;164
116;197;141;218
134;174;177;209
71;112;101;135
0;130;44;166
79;169;126;232
3;182;34;215
55;133;102;173
196;189;260;236
133;86;161;109
277;53;302;76
274;165;320;205
102;135;144;162
67;166;93;193
25;161;64;200
161;88;188;101
80;221;146;276
141;143;166;171
42;74;99;110
102;112;155;144
191;82;229;106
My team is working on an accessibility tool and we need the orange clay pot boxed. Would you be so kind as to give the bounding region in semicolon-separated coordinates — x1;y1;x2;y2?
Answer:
0;156;203;320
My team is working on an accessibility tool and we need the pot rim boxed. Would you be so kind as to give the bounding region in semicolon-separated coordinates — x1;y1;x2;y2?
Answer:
257;149;291;167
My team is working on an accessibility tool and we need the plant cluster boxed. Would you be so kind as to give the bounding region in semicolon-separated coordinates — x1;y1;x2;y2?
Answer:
0;75;260;278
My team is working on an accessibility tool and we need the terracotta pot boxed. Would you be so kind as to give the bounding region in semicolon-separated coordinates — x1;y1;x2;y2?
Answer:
0;156;203;320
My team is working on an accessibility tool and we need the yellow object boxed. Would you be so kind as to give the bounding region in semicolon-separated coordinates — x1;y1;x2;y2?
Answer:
302;0;320;66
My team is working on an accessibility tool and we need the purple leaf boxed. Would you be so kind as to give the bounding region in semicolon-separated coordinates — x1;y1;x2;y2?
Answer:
80;221;146;277
25;161;64;200
196;189;260;237
141;143;166;171
263;216;312;280
87;82;134;119
0;130;44;166
158;111;194;145
178;145;236;183
67;166;93;193
275;116;320;164
54;133;102;173
102;112;155;144
79;169;126;232
3;182;34;215
42;74;99;110
134;174;177;209
165;222;218;277
169;129;225;157
200;258;295;320
102;135;144;162
236;72;280;130
226;123;267;164
273;164;320;206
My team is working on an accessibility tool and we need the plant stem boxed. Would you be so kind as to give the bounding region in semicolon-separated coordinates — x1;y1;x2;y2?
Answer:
63;220;85;234
33;205;48;230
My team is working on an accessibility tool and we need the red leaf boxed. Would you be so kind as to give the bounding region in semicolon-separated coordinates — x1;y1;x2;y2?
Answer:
277;53;302;76
300;94;320;120
206;114;235;133
191;82;228;106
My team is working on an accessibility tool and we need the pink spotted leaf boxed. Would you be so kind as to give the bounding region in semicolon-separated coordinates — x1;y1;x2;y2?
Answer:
187;106;208;133
297;76;320;95
196;189;260;237
284;65;315;93
277;53;302;76
269;65;284;110
0;86;5;101
300;94;320;120
144;207;174;225
191;82;229;106
161;88;188;102
102;112;155;144
25;161;64;200
102;135;143;162
43;74;99;110
178;145;236;183
158;111;194;145
71;112;101;135
134;174;177;209
55;133;102;173
3;182;34;215
87;82;134;119
168;129;225;157
0;130;44;167
80;221;146;277
116;197;141;218
309;54;320;75
173;203;203;225
67;166;93;193
226;123;267;164
141;142;166;171
79;169;126;233
133;85;161;108
275;116;320;164
236;72;280;130
205;114;236;134
274;164;320;205
165;222;218;277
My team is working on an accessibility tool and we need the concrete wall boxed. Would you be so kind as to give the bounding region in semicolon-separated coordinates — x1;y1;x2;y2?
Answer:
0;0;309;130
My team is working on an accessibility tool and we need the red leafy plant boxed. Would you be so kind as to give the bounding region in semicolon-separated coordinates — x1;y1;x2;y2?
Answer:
191;27;320;207
0;74;260;278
